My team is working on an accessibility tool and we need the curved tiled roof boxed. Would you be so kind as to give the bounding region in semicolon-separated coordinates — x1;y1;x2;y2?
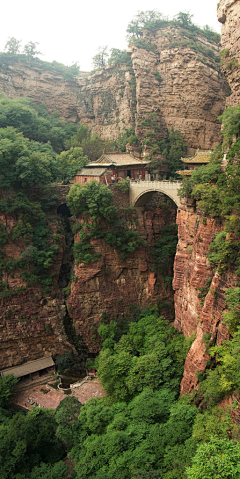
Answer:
88;153;149;167
76;168;107;176
176;170;192;176
181;150;212;164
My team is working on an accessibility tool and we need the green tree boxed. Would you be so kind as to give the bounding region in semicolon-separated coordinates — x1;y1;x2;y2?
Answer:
55;396;82;451
0;375;18;408
67;180;115;219
186;436;240;479
65;124;91;149
108;49;132;67
57;146;88;183
0;408;64;479
0;93;77;152
92;46;109;70
4;37;21;55
0;127;57;189
23;41;41;58
126;10;167;39
174;12;193;27
96;309;188;402
29;461;68;479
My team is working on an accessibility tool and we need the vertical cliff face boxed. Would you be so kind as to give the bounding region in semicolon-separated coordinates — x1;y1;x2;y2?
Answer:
0;59;136;140
130;25;229;152
0;210;71;370
0;60;81;122
0;23;230;152
173;201;237;394
67;192;177;352
218;0;240;106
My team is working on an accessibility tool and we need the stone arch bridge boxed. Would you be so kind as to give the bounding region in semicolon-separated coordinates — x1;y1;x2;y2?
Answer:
129;180;182;208
52;180;182;212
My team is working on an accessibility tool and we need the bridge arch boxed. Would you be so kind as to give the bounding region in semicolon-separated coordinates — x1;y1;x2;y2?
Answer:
129;180;182;208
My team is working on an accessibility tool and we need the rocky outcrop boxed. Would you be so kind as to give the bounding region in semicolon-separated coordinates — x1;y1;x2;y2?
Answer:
0;23;229;152
0;58;135;140
173;201;237;394
68;192;177;352
0;60;81;122
130;25;229;153
0;212;71;371
218;0;240;106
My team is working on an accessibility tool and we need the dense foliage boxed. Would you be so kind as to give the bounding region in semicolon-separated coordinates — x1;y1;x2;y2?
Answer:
0;124;62;295
96;308;187;402
179;105;240;279
65;124;114;162
153;224;178;285
67;181;144;263
0;376;72;479
0;94;77;153
1;307;239;479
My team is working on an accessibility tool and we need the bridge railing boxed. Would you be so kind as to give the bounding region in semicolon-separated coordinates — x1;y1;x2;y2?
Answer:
130;180;182;188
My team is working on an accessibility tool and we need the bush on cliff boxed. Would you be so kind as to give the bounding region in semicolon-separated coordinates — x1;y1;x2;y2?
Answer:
67;181;144;262
0;127;62;294
0;93;77;152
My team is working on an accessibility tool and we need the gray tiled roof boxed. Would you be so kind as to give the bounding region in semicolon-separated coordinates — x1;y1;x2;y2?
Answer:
76;168;107;176
0;356;55;378
88;153;149;167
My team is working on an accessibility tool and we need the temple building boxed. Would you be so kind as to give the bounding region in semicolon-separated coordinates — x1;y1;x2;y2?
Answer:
176;150;212;176
74;152;149;185
0;356;55;381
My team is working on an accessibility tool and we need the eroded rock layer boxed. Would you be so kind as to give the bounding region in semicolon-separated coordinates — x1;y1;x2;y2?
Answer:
173;201;237;394
131;25;229;152
218;0;240;106
0;23;230;151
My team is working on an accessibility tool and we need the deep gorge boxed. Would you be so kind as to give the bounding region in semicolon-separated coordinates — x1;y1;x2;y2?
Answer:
1;3;240;477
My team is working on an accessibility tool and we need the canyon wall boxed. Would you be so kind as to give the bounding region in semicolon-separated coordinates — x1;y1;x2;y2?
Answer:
0;188;177;368
0;23;230;151
67;191;177;352
0;211;71;370
173;201;237;394
130;26;229;153
218;0;240;106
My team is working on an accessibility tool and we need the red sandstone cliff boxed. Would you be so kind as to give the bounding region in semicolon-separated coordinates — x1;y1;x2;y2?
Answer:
67;192;177;352
0;212;71;370
173;201;237;394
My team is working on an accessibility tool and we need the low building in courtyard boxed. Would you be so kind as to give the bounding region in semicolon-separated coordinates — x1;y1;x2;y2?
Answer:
0;356;55;381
